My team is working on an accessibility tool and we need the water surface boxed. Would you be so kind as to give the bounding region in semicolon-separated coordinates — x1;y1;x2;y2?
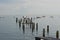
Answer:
0;16;60;40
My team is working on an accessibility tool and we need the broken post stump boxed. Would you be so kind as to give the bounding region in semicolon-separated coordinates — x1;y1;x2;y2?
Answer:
16;18;18;23
43;28;45;37
47;25;49;33
56;30;59;39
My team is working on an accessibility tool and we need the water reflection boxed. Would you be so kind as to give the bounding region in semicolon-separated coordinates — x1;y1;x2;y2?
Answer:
32;23;35;33
47;32;49;37
30;23;32;29
22;24;25;34
19;21;21;27
18;22;37;34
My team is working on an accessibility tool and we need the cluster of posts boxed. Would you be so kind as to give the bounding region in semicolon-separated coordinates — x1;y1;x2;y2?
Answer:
16;17;39;33
16;17;59;40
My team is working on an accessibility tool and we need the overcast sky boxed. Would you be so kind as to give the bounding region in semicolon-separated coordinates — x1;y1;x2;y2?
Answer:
0;0;60;16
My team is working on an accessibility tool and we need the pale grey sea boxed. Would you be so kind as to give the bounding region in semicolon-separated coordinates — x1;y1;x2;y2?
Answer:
0;16;60;40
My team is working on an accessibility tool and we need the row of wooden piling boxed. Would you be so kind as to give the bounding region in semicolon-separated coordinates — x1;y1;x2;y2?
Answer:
16;17;38;33
42;25;59;39
16;17;59;39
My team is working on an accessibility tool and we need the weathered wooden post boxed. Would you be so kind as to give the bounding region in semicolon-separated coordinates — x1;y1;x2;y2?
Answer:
36;23;38;31
16;18;18;23
56;30;59;39
47;25;49;33
43;28;45;37
19;21;21;27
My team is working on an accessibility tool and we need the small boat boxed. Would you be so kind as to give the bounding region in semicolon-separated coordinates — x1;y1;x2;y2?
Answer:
50;16;54;18
42;16;46;17
36;17;41;18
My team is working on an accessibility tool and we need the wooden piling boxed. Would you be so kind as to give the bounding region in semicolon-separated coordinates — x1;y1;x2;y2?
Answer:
36;23;38;31
30;17;32;23
43;28;45;37
47;25;49;33
16;18;18;23
56;30;59;39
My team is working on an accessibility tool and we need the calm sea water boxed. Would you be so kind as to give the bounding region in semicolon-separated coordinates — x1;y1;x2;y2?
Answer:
0;16;60;40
